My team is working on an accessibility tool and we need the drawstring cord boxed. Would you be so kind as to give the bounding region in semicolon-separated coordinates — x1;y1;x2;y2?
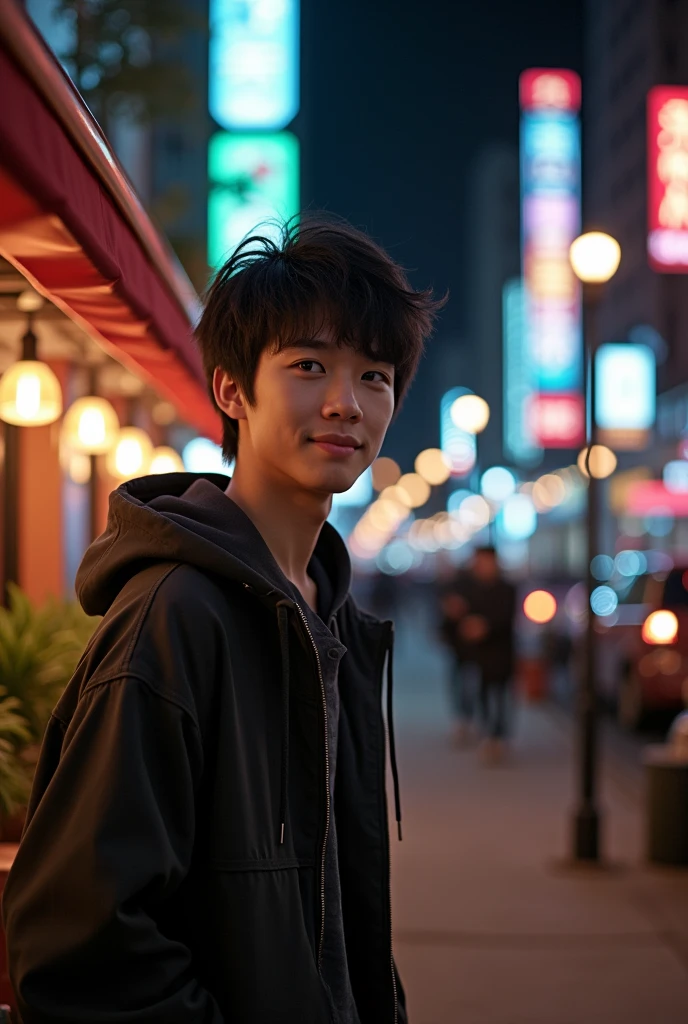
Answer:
386;629;403;841
276;602;291;845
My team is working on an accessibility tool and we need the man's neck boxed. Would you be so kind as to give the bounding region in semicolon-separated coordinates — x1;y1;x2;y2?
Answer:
225;463;331;605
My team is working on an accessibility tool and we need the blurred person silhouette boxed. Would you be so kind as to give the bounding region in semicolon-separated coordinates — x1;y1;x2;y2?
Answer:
438;583;478;744
456;546;516;763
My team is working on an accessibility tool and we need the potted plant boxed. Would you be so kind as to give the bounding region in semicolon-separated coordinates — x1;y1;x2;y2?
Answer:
0;584;99;840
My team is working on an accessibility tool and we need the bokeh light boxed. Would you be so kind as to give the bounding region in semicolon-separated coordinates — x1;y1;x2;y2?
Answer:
642;609;679;645
61;396;120;455
532;473;567;511
447;488;474;514
371;456;401;491
106;427;154;481
149;446;185;474
182;436;228;474
577;445;617;480
415;448;451;485
481;466;516;503
590;585;619;617
615;549;647;577
523;590;557;624
569;231;621;284
565;582;588;624
645;512;674;538
663;460;688;493
397;473;431;508
380;484;413;509
377;540;414;576
591;554;614;581
450;394;490;434
458;494;491;531
501;493;537;540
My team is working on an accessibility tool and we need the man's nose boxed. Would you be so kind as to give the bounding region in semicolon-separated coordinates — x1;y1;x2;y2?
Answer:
322;377;362;420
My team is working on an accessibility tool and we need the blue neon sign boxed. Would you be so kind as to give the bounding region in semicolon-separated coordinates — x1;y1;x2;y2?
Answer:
209;0;300;131
502;278;541;465
596;343;656;438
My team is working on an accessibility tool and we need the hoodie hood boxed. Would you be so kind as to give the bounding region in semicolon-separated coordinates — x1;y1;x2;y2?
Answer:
76;472;352;620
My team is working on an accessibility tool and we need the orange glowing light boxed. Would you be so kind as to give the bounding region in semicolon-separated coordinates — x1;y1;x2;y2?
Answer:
523;590;557;625
642;609;679;645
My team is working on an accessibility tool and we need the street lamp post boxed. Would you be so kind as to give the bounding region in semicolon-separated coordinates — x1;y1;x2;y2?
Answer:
569;231;621;862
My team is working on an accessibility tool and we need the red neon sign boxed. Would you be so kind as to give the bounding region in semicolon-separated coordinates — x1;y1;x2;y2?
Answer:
627;480;688;517
527;394;585;449
519;68;581;112
648;86;688;273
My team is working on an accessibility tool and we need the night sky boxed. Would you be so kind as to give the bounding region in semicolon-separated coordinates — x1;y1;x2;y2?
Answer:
301;0;584;465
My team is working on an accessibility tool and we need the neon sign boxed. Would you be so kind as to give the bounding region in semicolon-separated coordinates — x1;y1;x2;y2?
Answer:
647;86;688;272
595;343;656;450
209;0;300;131
520;68;583;448
502;278;541;464
207;131;300;268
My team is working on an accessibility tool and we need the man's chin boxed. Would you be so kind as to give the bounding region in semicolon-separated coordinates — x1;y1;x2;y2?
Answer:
302;467;362;497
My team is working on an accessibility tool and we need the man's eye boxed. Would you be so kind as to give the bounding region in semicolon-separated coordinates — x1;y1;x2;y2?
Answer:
362;370;390;383
296;360;324;373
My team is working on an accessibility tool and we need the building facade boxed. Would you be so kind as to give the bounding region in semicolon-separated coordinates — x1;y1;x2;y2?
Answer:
584;0;688;391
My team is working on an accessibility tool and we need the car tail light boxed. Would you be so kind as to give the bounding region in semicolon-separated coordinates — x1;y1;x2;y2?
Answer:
642;609;679;645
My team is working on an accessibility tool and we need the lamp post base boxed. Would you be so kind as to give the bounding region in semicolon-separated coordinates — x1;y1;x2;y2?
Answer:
574;806;600;862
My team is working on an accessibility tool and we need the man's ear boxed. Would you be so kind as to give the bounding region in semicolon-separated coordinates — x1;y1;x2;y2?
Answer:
213;367;248;420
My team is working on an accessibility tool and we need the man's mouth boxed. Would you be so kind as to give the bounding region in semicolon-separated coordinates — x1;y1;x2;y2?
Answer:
308;434;362;456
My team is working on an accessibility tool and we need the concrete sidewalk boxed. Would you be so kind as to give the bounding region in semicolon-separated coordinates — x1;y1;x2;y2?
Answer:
388;619;688;1024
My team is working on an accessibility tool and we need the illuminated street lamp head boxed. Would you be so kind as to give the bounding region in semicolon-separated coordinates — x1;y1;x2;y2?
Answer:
569;232;621;284
577;444;617;480
450;394;490;435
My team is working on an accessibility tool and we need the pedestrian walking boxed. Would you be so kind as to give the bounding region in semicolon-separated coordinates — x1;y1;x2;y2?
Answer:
437;582;478;744
455;546;517;763
2;215;443;1024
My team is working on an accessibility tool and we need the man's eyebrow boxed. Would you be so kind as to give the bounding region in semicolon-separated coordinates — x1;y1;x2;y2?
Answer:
278;336;395;366
279;337;334;351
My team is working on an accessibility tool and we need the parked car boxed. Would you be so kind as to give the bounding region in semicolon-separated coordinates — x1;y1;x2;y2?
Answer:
597;567;688;730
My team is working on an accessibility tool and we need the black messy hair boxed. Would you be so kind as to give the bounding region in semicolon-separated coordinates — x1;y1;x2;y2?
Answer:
195;214;446;461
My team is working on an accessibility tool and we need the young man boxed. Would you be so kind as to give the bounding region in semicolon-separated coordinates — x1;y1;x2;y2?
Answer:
3;217;441;1023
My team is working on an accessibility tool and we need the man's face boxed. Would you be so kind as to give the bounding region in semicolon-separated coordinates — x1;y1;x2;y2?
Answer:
220;326;395;497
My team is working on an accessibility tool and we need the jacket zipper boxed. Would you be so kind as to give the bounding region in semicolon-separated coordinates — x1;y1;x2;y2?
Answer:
293;601;330;971
386;623;399;1024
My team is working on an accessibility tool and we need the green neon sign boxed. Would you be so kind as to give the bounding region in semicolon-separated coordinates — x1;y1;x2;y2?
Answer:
207;131;300;269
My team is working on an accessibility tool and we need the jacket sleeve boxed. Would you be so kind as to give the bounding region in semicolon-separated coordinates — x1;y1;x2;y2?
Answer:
2;674;225;1024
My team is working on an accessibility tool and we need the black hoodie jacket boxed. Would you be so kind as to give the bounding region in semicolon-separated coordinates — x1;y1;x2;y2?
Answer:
2;474;406;1024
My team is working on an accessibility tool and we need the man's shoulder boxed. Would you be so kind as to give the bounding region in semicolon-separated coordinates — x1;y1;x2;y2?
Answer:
84;563;242;684
114;561;237;619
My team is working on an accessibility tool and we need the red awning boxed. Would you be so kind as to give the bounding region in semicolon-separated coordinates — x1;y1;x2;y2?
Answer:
0;3;219;441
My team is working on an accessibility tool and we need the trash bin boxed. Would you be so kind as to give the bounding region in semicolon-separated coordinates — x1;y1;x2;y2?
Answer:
644;711;688;866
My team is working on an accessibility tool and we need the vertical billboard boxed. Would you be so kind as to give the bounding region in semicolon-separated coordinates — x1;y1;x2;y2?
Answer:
647;86;688;272
595;342;656;450
502;278;541;464
520;68;584;448
209;0;300;131
207;132;300;268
